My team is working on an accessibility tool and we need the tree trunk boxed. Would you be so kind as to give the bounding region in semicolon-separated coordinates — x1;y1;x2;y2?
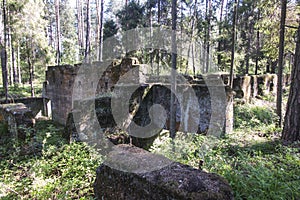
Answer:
229;0;238;87
17;40;21;84
28;58;34;97
282;23;300;142
8;26;13;85
1;0;8;102
156;0;161;76
255;11;260;75
11;42;19;84
76;0;84;59
55;0;61;65
99;0;104;61
255;28;260;75
276;0;287;127
170;0;177;139
12;39;17;84
188;0;197;77
217;0;224;66
49;16;54;47
266;60;270;73
245;20;252;75
205;0;212;73
76;0;81;49
26;41;34;97
84;0;91;63
245;36;250;75
96;0;100;60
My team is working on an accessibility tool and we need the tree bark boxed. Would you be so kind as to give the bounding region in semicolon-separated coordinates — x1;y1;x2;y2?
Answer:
170;0;177;139
205;0;212;73
98;0;104;61
1;0;8;102
84;0;91;63
17;40;21;84
156;0;161;76
8;25;13;85
229;0;238;87
245;20;252;75
217;0;224;66
276;0;287;127
76;0;84;58
12;44;17;83
55;0;61;65
255;28;260;75
25;39;34;97
255;11;260;75
282;22;300;142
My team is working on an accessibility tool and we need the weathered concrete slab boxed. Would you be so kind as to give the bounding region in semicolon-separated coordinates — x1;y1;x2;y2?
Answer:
94;145;234;200
0;97;50;118
0;103;35;140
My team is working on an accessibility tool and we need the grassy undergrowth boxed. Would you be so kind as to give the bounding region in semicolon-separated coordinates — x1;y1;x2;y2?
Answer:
0;84;43;100
150;103;300;200
0;101;299;199
0;121;102;199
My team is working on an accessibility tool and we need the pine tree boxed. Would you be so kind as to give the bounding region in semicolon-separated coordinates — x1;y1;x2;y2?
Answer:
282;18;300;142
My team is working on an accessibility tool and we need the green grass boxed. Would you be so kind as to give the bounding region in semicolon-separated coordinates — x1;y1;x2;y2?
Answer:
149;131;300;200
0;84;43;100
150;103;300;200
0;120;102;199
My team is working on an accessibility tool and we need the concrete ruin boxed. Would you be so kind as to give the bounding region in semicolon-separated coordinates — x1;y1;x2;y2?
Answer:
223;73;291;103
0;95;51;141
0;103;35;140
44;57;291;144
44;58;234;144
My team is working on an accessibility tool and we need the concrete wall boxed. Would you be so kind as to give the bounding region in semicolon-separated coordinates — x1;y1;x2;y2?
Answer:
45;58;233;137
0;103;35;140
0;97;50;118
45;58;144;125
222;73;291;103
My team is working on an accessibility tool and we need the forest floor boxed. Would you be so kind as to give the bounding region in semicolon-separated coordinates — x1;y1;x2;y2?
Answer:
0;86;299;199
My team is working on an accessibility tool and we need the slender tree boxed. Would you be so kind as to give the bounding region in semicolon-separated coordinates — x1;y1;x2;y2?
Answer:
26;38;34;97
84;0;91;62
8;21;13;84
205;0;212;73
55;0;61;65
170;0;177;139
229;0;238;87
76;0;84;59
255;10;260;75
276;0;287;127
217;0;224;66
96;0;104;61
1;0;8;102
17;40;20;83
282;19;300;142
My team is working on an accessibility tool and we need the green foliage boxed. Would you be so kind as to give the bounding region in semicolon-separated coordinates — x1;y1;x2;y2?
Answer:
149;99;299;200
150;131;206;166
0;123;8;136
59;0;78;65
150;130;300;200
0;84;43;98
0;120;102;199
234;104;279;131
203;138;300;200
103;19;119;41
116;0;146;31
